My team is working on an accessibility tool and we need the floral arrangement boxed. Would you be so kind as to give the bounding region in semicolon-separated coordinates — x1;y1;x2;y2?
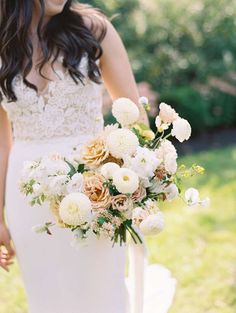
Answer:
18;97;209;247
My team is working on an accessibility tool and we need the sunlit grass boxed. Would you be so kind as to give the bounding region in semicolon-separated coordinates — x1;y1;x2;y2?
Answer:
0;146;235;313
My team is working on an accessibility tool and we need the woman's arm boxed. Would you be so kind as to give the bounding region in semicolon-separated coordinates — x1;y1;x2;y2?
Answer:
99;19;149;126
0;106;15;271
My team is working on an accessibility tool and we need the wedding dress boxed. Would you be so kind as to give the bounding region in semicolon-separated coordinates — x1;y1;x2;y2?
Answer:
0;52;176;313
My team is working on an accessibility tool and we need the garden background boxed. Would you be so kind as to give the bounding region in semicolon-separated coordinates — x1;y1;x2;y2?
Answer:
0;0;236;312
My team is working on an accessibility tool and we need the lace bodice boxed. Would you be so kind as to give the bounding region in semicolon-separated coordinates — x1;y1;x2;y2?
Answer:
0;53;104;142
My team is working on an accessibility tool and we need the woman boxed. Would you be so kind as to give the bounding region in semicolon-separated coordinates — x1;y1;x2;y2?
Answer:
0;1;176;313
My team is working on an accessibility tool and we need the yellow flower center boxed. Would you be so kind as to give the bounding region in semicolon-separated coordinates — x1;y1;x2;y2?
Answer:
123;175;130;181
68;203;79;214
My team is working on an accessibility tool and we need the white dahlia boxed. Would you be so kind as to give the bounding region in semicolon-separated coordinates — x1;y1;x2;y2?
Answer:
59;193;92;226
112;97;140;126
106;129;139;159
112;168;139;194
139;212;165;236
100;162;120;180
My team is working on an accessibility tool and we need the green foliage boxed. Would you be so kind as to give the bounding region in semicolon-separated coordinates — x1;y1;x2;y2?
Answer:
81;0;236;131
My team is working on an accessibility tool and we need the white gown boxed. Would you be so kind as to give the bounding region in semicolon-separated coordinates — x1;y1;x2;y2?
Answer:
0;53;176;313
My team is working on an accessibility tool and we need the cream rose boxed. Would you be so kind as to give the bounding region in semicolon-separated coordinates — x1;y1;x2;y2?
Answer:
111;194;133;219
80;137;109;167
83;173;111;210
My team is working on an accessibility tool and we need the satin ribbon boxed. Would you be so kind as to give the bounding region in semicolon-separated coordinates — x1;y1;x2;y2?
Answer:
127;225;148;313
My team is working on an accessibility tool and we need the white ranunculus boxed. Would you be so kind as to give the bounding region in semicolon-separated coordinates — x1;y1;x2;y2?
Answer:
139;212;165;236
112;97;140;126
59;193;92;226
123;147;160;179
159;102;178;123
66;173;84;193
112;168;139;194
164;183;179;201
185;188;200;207
171;118;191;142
106;129;139;159
100;162;120;180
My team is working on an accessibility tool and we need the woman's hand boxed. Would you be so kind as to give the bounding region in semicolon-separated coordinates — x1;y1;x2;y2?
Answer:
0;223;15;272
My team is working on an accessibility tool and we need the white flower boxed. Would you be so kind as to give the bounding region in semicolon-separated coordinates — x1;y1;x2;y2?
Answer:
139;212;165;236
164;154;178;174
185;188;200;207
172;118;191;142
132;207;149;225
123;147;160;179
59;193;92;226
155;116;169;132
106;129;139;159
100;162;120;180
144;199;159;213
112;168;139;194
149;180;166;194
112;97;140;126
66;173;84;193
156;140;178;174
138;96;149;106
48;175;69;196
164;183;179;201
200;197;210;208
159;102;178;123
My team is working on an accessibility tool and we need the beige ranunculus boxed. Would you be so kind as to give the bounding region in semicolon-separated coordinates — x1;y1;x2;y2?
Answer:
80;136;110;167
83;173;111;211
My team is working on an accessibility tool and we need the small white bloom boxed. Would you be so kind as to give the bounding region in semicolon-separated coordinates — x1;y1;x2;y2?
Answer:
200;197;210;208
185;188;200;207
159;102;178;123
100;162;120;180
144;199;159;213
66;173;84;193
112;168;139;194
138;96;149;106
106;129;139;159
139;212;165;236
123;147;160;179
156;140;177;161
164;183;179;201
112;97;140;126
172;118;191;142
48;175;69;196
155;116;169;132
149;180;166;194
59;192;92;226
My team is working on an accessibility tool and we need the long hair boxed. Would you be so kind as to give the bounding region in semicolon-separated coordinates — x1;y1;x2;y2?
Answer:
0;0;108;102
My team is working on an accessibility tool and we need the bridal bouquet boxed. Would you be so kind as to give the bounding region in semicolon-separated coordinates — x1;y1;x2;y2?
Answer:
18;97;209;246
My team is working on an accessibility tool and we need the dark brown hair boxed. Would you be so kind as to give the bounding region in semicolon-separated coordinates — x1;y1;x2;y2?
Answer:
0;0;108;102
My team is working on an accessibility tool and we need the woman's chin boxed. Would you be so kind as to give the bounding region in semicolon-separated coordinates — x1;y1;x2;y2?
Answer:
45;1;67;16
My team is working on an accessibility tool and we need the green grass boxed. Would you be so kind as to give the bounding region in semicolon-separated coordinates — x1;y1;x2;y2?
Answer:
0;146;236;313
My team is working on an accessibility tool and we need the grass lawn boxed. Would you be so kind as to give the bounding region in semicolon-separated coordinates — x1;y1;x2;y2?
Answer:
0;146;235;313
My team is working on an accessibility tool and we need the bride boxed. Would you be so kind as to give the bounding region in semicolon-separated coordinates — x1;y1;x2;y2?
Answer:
0;1;176;313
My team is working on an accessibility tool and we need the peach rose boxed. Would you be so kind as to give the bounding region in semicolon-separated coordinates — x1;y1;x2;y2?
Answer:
131;184;147;202
111;194;133;219
80;137;109;167
83;173;111;211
